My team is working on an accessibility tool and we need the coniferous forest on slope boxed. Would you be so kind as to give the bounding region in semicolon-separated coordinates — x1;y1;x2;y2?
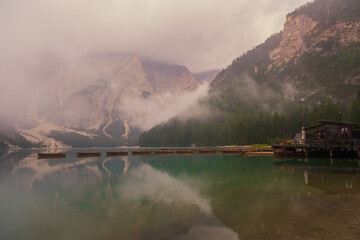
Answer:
139;90;360;147
139;0;360;147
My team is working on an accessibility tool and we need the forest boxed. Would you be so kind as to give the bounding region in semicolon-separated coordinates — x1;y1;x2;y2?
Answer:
139;89;360;147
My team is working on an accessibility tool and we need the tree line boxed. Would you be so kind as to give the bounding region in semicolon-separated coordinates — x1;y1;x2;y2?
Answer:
139;89;360;147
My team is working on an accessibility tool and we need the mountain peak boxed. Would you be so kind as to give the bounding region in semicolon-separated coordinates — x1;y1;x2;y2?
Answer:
140;59;197;95
0;52;206;148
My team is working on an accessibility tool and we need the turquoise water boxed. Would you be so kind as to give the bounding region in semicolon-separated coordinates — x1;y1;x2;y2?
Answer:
1;149;360;240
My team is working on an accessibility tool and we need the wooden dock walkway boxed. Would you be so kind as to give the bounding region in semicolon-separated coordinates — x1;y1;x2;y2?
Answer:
36;147;274;160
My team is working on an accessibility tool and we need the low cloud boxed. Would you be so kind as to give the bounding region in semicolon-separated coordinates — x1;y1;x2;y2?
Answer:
0;0;310;129
119;82;211;130
1;0;310;72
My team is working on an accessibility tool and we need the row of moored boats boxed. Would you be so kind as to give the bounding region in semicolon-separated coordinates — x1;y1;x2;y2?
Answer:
37;148;273;159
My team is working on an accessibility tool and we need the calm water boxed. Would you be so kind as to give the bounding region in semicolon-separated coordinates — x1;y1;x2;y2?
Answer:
1;149;360;240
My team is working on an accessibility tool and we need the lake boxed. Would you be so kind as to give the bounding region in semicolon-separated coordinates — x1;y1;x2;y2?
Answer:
1;148;360;240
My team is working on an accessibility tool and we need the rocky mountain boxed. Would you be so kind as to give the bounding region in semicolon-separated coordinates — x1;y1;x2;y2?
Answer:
139;0;360;147
0;52;201;148
211;0;360;103
192;70;220;84
141;59;198;94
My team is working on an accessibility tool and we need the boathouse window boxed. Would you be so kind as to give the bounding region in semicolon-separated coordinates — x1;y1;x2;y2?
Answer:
341;127;348;138
318;131;325;139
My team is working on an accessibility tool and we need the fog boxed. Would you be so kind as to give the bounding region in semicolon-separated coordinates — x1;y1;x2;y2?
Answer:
0;0;310;132
1;0;309;71
120;82;212;130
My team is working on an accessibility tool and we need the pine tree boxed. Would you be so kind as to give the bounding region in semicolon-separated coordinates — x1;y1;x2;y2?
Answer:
351;88;360;122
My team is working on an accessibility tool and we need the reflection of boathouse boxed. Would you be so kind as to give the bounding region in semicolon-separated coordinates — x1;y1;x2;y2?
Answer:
272;113;360;158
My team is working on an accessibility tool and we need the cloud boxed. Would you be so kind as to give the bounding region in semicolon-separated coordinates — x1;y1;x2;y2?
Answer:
119;81;211;130
120;163;212;214
0;0;310;72
0;0;311;128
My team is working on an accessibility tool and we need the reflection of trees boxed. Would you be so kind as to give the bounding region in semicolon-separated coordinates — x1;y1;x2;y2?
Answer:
11;156;99;191
146;155;360;240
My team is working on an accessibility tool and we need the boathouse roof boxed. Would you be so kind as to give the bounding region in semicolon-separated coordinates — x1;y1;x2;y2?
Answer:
304;120;360;130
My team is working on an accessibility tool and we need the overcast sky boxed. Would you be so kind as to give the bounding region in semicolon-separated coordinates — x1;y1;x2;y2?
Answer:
1;0;310;72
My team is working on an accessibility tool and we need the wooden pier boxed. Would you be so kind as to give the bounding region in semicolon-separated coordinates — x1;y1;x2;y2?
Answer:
36;147;275;160
272;117;360;158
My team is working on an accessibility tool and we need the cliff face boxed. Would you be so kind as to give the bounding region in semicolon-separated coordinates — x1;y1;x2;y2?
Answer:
210;0;360;103
192;70;220;84
270;14;318;63
306;18;360;52
48;53;156;134
272;14;360;64
141;60;197;95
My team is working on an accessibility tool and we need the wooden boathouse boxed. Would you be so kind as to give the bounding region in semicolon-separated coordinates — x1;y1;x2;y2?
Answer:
272;114;360;158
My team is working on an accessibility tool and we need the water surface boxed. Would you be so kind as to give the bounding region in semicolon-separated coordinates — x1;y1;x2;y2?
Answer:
1;149;360;240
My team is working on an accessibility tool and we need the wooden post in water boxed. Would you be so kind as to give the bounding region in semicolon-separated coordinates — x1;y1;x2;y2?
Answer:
304;171;309;185
329;149;334;166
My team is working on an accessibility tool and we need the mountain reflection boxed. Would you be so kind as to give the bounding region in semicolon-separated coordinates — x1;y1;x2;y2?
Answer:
2;150;360;240
0;150;237;240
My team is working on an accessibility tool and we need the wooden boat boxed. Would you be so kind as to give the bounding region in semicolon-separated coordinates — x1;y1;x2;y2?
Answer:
131;150;151;155
219;149;241;154
175;149;196;154
38;152;66;159
106;151;128;157
77;152;101;158
154;150;174;154
244;151;274;156
241;149;273;153
197;149;217;154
